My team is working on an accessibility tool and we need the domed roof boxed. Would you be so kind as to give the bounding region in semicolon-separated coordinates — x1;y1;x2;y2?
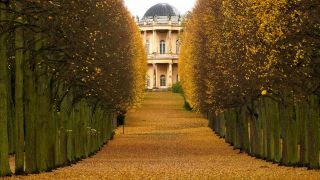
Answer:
143;3;180;18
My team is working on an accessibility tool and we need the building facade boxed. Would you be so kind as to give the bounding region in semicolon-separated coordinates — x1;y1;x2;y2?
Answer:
138;3;183;89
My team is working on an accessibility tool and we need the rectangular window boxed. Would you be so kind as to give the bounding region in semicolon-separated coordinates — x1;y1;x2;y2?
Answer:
160;40;165;54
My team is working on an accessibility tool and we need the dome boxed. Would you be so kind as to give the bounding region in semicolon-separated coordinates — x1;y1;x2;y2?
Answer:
143;3;180;18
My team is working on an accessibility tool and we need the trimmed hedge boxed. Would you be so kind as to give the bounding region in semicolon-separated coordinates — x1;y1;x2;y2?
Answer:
208;95;320;169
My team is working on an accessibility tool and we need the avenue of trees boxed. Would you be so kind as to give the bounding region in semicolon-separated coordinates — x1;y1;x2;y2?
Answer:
180;0;320;168
0;0;146;176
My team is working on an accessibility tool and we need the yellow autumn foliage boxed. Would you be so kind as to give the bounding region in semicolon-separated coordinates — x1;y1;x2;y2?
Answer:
180;0;320;111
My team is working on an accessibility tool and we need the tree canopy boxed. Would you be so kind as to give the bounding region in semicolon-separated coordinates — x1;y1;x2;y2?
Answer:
0;0;146;176
180;0;320;112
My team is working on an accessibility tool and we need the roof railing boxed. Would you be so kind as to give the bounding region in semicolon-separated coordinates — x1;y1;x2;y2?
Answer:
137;16;181;26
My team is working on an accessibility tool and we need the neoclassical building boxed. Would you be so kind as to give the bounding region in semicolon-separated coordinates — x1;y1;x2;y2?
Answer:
138;3;183;89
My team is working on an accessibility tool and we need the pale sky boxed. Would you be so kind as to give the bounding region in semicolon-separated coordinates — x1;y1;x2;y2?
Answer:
124;0;197;18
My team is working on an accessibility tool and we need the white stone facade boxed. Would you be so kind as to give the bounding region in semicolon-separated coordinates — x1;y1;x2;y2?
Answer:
138;4;183;89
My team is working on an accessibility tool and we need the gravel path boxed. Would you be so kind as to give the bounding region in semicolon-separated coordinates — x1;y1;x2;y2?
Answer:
6;92;320;179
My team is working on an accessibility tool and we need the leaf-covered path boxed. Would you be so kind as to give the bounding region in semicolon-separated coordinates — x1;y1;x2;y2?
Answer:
8;92;320;179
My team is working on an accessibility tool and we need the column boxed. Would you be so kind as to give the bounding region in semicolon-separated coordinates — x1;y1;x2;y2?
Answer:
168;29;172;54
144;30;147;54
177;29;182;55
168;63;173;87
144;30;147;43
149;65;153;89
155;64;158;88
153;30;156;53
153;63;157;88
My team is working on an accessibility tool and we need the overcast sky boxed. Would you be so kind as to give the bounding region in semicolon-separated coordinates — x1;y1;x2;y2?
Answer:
124;0;197;18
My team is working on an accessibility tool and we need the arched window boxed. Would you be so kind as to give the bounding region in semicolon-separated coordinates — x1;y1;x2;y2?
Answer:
176;40;180;54
160;75;166;87
145;40;150;54
160;40;165;54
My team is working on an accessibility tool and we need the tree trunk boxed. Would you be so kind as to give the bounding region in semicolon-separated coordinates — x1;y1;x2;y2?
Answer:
267;98;281;162
14;10;25;174
6;7;15;156
280;95;298;166
264;98;275;161
251;101;261;157
253;100;263;158
0;3;12;176
79;100;88;158
24;45;37;173
46;82;55;171
35;32;47;172
308;95;320;168
239;106;249;152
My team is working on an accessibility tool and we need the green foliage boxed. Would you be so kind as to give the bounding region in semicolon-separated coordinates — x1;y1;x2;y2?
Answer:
172;82;184;94
183;100;193;111
171;82;191;111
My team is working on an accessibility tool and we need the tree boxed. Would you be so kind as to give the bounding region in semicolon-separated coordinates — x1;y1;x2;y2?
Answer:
0;2;12;176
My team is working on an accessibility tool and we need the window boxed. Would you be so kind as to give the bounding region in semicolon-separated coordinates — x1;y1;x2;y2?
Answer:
160;75;166;87
160;40;165;54
176;40;180;54
145;40;150;54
